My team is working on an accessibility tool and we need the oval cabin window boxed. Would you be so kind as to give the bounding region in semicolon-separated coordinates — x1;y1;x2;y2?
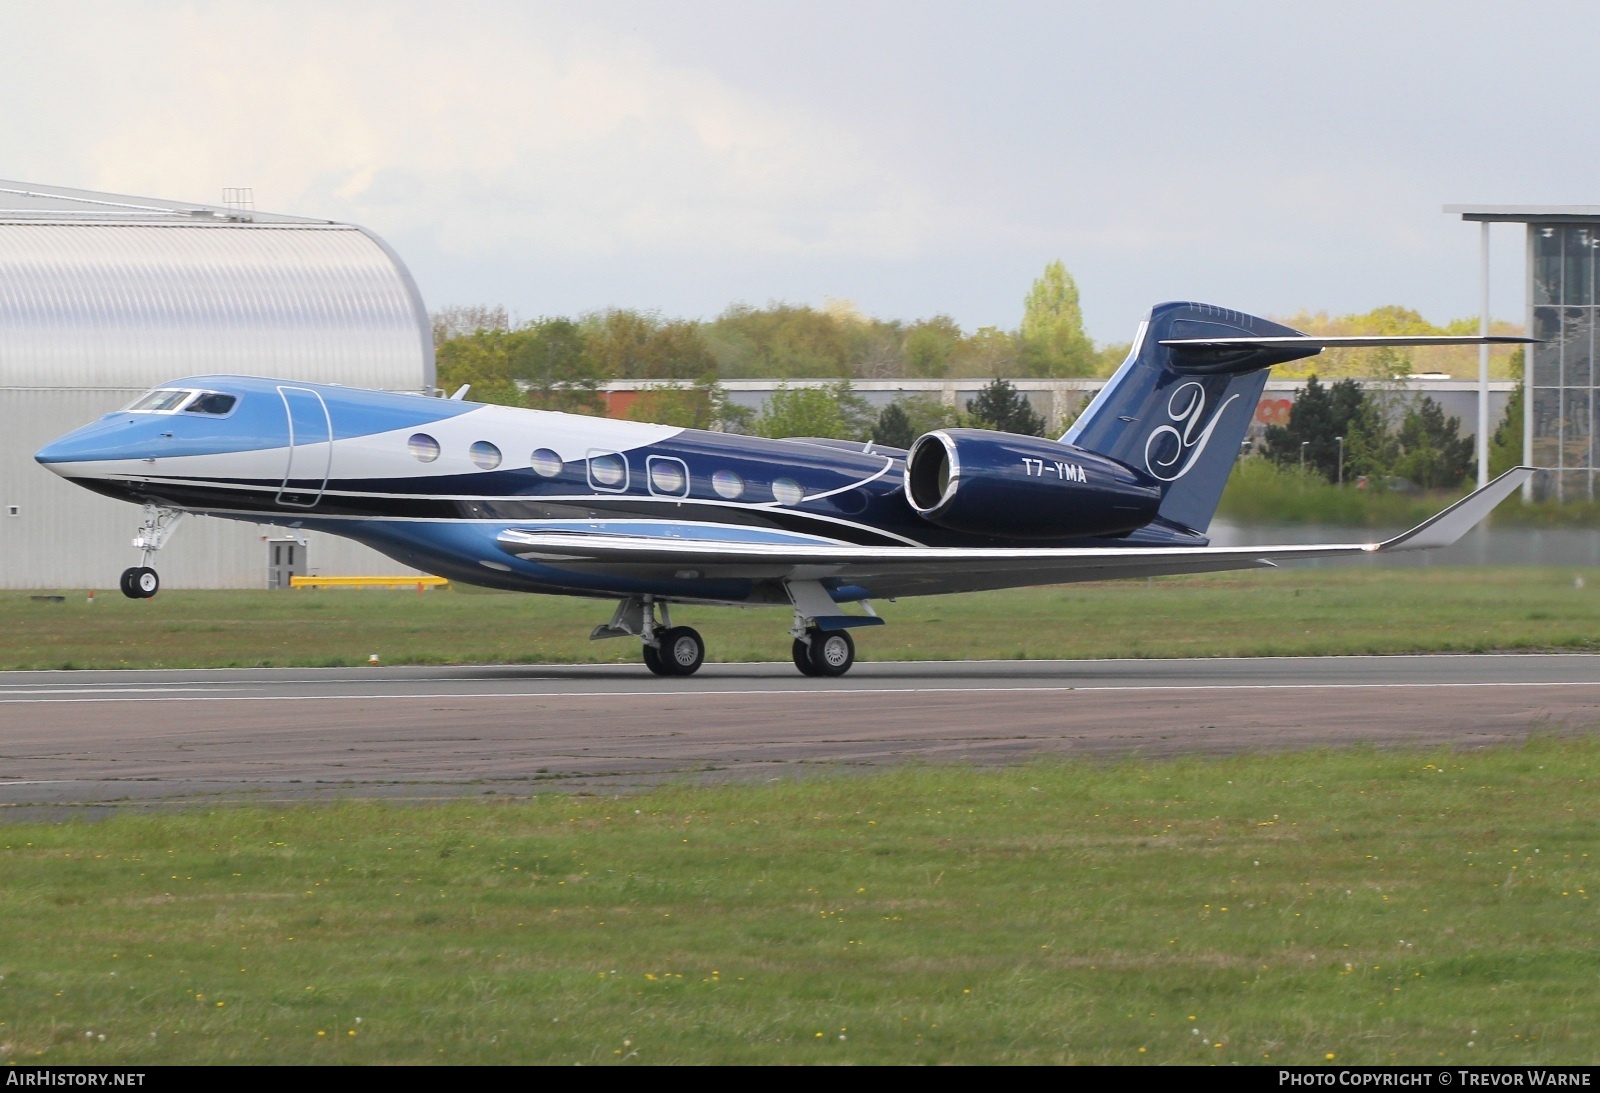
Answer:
470;441;502;470
772;478;804;506
589;453;626;488
409;434;441;463
530;448;563;477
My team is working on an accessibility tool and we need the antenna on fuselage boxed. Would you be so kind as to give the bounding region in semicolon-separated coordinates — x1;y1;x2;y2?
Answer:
449;384;471;400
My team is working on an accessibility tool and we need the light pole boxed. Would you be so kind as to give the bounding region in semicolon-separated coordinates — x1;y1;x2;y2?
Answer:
1300;440;1309;473
1335;435;1344;486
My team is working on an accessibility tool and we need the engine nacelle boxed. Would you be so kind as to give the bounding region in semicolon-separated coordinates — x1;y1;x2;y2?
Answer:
903;428;1161;538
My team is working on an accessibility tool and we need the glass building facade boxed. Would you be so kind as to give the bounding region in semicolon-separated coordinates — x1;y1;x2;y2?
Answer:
1529;222;1600;499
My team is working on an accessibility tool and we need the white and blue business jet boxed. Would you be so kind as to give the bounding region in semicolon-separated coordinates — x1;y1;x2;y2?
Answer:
35;301;1533;678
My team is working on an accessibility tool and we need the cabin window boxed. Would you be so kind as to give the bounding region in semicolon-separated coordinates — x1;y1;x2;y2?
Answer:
469;441;502;470
408;433;441;463
711;469;745;500
647;457;690;498
530;448;563;477
184;392;237;416
772;478;804;506
588;451;628;491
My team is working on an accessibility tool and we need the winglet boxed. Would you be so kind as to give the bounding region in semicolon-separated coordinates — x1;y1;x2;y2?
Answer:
1376;467;1534;552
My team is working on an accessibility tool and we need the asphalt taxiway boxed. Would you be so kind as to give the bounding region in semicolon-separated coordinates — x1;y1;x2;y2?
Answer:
2;654;1598;817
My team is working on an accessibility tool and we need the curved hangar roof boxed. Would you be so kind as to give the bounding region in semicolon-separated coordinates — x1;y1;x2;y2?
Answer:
0;180;434;391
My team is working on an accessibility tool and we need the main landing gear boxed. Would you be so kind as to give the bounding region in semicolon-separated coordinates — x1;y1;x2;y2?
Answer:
590;596;705;677
592;583;876;679
792;629;855;678
119;505;183;600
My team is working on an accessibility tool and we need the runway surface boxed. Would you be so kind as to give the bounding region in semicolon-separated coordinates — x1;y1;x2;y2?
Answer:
3;654;1599;818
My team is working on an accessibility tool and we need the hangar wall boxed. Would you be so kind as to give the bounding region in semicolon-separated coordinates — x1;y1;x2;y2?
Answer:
0;183;435;589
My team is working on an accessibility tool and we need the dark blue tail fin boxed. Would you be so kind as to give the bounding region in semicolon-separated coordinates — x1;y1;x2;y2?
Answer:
1062;302;1317;533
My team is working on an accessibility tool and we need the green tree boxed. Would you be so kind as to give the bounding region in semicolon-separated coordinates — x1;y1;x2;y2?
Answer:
643;320;718;379
871;402;915;448
1019;260;1095;377
509;318;603;414
1489;378;1525;479
1260;376;1367;481
871;394;962;447
903;316;962;378
434;328;523;407
625;375;748;432
1392;397;1475;489
1343;396;1402;483
966;378;1045;436
580;309;659;378
707;304;854;378
952;326;1020;378
754;382;873;440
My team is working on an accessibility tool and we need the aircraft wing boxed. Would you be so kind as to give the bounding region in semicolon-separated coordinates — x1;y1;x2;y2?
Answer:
496;467;1532;598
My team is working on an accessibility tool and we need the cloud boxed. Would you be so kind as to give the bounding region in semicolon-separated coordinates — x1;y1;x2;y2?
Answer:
0;0;980;260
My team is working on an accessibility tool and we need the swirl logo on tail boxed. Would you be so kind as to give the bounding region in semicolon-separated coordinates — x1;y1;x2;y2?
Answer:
1143;382;1240;482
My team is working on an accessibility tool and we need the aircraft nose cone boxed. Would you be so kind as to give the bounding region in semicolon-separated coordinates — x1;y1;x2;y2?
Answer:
34;423;124;472
34;437;77;472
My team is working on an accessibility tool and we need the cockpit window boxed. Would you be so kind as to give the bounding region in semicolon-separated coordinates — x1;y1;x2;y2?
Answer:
123;388;238;415
124;389;193;413
184;393;237;416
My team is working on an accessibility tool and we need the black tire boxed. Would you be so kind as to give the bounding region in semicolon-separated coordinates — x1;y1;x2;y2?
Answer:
792;636;822;676
642;641;674;676
659;626;705;676
133;567;159;599
119;567;140;599
807;629;855;677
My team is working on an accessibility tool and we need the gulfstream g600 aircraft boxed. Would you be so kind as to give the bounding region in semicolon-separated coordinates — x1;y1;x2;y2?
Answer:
35;301;1533;677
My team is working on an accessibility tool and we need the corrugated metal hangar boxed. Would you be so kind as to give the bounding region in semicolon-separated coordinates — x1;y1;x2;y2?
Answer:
0;180;434;589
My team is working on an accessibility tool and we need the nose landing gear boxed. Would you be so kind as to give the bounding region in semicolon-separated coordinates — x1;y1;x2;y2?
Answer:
119;566;160;599
119;505;183;600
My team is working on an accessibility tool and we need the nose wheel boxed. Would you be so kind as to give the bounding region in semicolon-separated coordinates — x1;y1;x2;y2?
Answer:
119;506;183;599
119;566;160;599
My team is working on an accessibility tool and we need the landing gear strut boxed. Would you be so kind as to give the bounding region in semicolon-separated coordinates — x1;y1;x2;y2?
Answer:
591;596;705;677
120;506;183;599
784;579;874;677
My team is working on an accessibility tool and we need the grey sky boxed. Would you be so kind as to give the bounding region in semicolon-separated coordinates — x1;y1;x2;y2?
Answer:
0;1;1580;341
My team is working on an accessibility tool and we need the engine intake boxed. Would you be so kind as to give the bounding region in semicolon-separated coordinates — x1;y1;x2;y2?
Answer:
904;429;1161;539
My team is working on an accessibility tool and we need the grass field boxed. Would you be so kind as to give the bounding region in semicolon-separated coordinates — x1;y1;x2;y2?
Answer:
1217;458;1600;528
4;566;1600;670
1;739;1596;1064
